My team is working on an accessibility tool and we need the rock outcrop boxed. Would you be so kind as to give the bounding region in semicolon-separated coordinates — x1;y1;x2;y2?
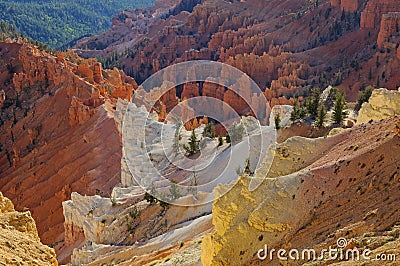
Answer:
357;88;400;124
202;116;400;265
0;41;136;262
62;101;214;266
63;191;212;266
73;0;400;103
360;0;400;29
2;0;400;264
269;105;294;128
0;192;58;265
377;12;400;49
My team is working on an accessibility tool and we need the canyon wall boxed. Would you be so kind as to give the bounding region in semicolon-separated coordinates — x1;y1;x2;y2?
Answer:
0;41;136;254
62;101;213;266
360;0;400;29
73;0;400;103
377;12;400;49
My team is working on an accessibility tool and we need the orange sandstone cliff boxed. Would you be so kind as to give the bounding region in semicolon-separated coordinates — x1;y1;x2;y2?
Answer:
0;41;136;261
74;0;400;104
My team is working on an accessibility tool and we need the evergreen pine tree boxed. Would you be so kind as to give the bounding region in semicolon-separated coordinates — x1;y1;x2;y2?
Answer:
290;98;306;121
355;86;374;111
218;135;224;146
202;123;215;138
274;113;281;129
332;91;348;125
315;105;326;128
184;129;200;155
306;88;320;118
226;134;231;144
244;159;252;175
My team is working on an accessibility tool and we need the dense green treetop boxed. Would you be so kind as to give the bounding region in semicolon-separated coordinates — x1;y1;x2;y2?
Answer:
0;19;22;39
0;0;155;49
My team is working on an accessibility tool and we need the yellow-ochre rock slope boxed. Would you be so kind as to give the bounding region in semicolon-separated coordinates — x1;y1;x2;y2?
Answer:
0;192;58;265
202;114;400;265
357;88;400;124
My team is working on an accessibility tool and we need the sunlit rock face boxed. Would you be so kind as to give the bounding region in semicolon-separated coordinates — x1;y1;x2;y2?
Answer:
0;41;136;249
74;0;400;102
201;115;400;265
0;192;58;266
357;88;400;124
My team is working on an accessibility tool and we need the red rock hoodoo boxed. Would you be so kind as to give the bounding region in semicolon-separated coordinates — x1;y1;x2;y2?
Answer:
361;0;400;29
0;41;136;253
72;0;400;106
377;12;400;49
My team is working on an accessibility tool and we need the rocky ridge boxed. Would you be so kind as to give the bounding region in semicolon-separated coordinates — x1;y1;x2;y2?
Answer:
0;192;58;265
75;0;400;103
62;99;214;265
1;0;400;264
201;89;400;265
202;115;400;265
0;40;136;261
59;88;400;266
357;87;400;124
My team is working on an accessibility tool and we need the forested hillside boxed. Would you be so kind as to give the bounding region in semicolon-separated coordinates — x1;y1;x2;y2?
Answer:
0;20;22;40
0;0;155;49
